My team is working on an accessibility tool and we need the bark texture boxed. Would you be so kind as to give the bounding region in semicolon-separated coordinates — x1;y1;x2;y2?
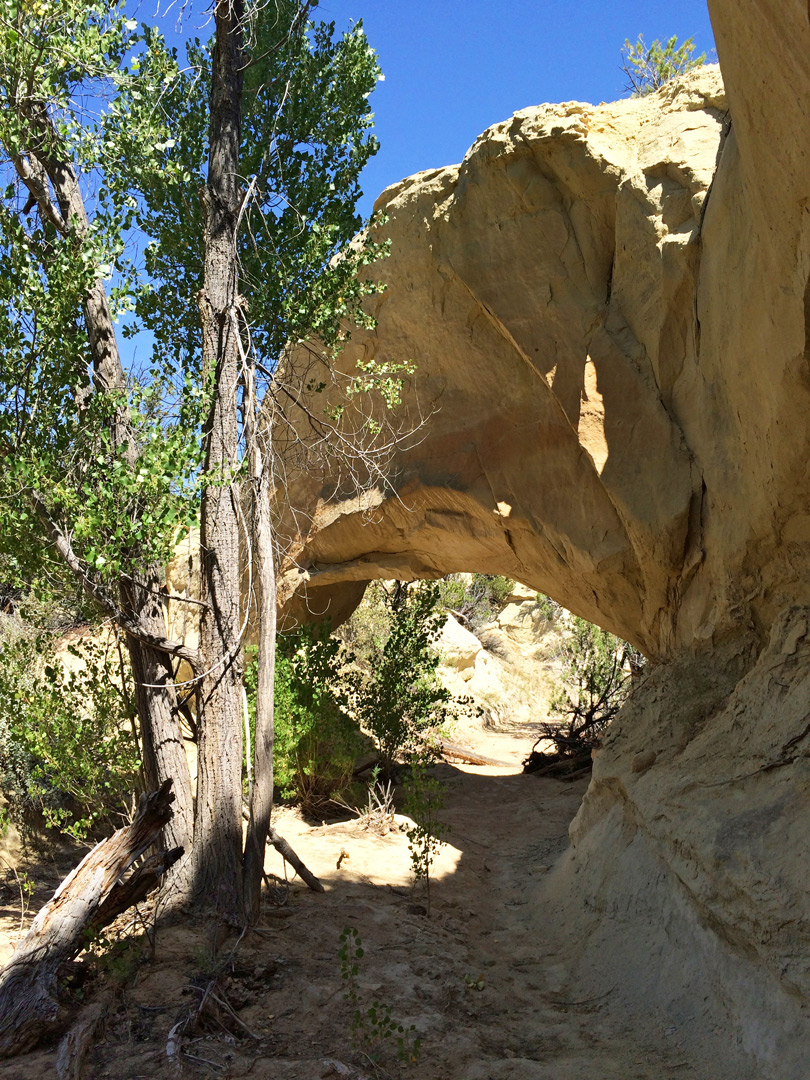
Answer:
194;0;247;920
123;578;194;864
0;782;180;1058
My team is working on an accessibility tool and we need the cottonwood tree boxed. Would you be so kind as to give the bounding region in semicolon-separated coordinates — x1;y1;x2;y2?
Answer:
0;0;401;922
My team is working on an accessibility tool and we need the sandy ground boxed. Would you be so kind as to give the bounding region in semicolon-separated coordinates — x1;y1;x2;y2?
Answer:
0;721;700;1079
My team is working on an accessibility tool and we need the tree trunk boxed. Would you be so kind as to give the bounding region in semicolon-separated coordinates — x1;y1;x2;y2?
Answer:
243;452;277;919
194;0;247;921
0;782;181;1058
12;113;196;860
123;575;194;865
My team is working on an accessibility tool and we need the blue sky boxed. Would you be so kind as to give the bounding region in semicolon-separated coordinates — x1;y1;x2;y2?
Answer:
119;0;715;370
161;0;716;218
316;0;717;216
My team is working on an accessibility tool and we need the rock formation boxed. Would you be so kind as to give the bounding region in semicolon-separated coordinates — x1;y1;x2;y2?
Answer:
436;584;564;743
279;66;728;659
274;2;810;1074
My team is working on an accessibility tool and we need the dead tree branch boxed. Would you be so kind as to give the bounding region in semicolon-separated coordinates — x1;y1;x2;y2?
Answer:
0;781;181;1058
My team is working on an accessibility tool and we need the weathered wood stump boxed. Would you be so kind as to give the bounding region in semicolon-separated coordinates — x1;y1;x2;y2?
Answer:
0;780;182;1058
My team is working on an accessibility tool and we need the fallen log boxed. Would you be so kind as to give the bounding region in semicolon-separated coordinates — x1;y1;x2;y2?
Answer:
0;780;181;1058
268;826;325;893
438;740;511;767
522;749;593;779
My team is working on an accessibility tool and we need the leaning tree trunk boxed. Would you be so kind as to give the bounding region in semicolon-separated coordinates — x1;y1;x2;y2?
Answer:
12;112;195;859
193;0;247;921
0;782;182;1058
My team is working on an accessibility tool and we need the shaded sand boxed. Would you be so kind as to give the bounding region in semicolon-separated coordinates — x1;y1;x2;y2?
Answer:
0;724;700;1079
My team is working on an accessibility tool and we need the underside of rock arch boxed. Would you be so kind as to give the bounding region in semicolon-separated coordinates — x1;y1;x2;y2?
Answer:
273;3;810;1074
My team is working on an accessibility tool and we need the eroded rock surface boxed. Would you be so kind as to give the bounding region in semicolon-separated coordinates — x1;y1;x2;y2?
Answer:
280;67;729;659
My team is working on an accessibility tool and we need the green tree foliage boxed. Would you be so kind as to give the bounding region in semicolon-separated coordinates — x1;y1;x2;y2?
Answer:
0;1;202;595
138;4;386;387
621;34;706;96
548;616;640;750
437;573;514;629
0;626;139;842
349;582;468;777
337;580;395;668
0;0;385;598
245;625;367;816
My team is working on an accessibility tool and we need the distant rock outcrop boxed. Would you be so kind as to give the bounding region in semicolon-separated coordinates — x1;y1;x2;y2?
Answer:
274;3;810;1072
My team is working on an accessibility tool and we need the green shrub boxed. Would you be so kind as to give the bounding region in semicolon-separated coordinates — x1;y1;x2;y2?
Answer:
245;624;367;815
0;626;140;842
437;573;514;629
337;581;393;669
535;593;561;623
350;581;474;777
621;34;706;96
548;616;640;750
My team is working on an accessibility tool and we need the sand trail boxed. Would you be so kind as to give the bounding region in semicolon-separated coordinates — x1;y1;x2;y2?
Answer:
0;724;698;1078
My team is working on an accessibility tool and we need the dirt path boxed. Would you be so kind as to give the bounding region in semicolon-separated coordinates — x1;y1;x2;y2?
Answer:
0;726;698;1079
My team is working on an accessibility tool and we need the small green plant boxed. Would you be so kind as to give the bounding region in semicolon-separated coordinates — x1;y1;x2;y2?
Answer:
339;926;420;1064
81;926;144;989
349;582;475;777
621;34;706;96
0;859;34;934
401;756;449;917
358;766;396;835
0;626;140;842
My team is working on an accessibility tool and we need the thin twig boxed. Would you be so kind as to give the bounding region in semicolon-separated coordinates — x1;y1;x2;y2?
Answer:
0;857;31;936
182;1051;225;1070
209;993;260;1040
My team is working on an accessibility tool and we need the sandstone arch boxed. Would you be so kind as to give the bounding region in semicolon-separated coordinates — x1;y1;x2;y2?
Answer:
278;72;723;658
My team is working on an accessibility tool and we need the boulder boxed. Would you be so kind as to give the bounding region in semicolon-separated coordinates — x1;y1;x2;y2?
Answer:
497;601;551;653
437;614;482;674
